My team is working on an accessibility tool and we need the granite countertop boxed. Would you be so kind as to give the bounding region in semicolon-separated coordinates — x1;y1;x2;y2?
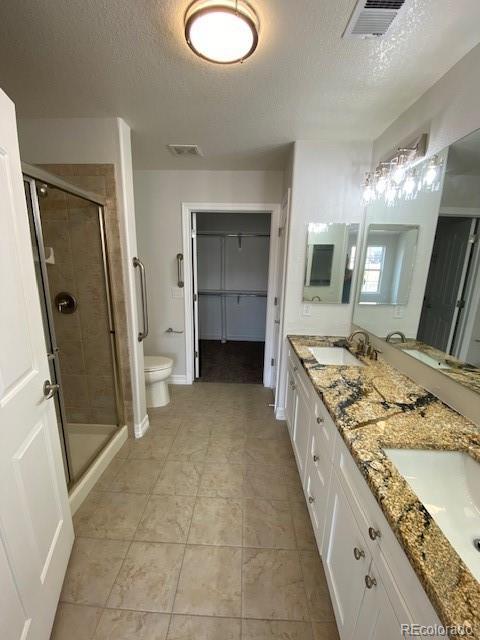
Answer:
288;335;480;638
391;338;480;395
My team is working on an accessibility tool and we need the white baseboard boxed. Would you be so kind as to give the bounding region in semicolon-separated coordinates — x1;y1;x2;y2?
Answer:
134;413;150;439
69;425;128;515
169;374;189;385
275;406;286;420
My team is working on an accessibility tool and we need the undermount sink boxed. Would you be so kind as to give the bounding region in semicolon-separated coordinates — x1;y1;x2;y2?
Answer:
402;348;451;370
385;448;480;582
308;347;364;367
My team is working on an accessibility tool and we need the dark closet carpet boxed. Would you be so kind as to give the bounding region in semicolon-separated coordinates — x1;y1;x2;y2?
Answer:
198;340;265;384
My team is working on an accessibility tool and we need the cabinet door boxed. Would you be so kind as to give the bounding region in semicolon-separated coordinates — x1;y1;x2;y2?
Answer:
285;368;297;436
354;567;405;640
323;471;371;640
304;431;331;551
292;383;311;482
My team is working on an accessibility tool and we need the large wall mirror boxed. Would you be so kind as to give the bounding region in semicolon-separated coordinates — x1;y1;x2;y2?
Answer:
353;129;480;392
303;222;359;304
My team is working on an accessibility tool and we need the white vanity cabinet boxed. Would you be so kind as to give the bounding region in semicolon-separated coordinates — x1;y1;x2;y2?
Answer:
285;345;443;640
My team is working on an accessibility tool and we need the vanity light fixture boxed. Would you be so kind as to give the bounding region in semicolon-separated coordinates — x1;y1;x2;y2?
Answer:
184;0;260;64
361;133;443;206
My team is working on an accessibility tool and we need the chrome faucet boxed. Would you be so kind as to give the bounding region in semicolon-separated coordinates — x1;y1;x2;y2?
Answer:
385;331;407;343
347;330;370;355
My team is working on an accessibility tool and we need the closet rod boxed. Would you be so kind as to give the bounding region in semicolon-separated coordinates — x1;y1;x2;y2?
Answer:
198;290;267;298
196;232;270;238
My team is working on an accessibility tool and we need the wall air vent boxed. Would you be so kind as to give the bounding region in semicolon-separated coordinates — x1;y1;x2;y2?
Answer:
343;0;406;38
167;144;203;157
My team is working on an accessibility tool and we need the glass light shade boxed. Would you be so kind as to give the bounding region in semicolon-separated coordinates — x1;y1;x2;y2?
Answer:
185;2;259;64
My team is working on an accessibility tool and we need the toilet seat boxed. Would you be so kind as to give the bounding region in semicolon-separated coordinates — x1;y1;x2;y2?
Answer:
144;355;173;372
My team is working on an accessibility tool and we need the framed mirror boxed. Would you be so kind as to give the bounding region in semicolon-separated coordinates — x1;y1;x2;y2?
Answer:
357;224;419;305
303;222;359;304
353;130;480;392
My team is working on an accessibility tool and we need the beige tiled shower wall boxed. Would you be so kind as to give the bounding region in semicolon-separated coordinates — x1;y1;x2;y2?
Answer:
40;165;133;430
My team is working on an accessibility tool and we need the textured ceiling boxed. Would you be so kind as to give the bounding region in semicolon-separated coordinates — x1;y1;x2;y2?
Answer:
0;0;480;169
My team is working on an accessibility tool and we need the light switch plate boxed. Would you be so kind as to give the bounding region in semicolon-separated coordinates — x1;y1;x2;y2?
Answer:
393;306;405;318
171;287;184;299
303;304;311;316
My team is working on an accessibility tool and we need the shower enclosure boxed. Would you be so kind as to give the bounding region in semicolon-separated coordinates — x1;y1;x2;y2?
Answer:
23;164;122;488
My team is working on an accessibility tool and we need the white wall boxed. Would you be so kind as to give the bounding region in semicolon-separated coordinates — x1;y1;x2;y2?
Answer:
373;43;480;163
133;170;283;378
17;117;148;436
276;140;371;414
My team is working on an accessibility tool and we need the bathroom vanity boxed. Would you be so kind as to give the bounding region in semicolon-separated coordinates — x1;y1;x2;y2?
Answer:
285;335;479;640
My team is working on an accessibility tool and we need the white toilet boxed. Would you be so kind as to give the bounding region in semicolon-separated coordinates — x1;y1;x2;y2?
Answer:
144;355;174;408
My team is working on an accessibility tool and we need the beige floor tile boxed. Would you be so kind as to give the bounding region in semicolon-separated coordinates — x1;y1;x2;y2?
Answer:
242;620;313;640
311;623;339;640
94;457;124;491
205;436;246;464
168;614;241;640
108;459;162;494
284;467;305;502
135;495;195;543
291;502;316;551
242;465;288;500
198;464;244;498
242;548;309;621
94;609;170;640
73;491;148;540
60;537;129;606
153;461;203;496
51;603;103;640
107;541;184;612
174;545;242;617
299;551;335;622
246;421;290;440
168;436;209;463
148;415;182;435
188;497;243;546
128;433;175;461
116;439;132;459
244;438;295;466
243;498;296;549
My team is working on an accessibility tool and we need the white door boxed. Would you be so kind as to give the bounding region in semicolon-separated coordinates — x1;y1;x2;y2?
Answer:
0;88;74;640
191;212;200;378
273;190;290;407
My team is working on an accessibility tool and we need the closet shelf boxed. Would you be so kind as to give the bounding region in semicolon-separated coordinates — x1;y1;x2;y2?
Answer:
198;289;267;298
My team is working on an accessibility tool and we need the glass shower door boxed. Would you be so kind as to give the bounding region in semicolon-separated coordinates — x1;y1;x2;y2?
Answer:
24;175;121;486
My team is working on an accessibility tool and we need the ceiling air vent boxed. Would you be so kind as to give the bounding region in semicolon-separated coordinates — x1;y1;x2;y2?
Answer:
167;144;203;157
343;0;406;39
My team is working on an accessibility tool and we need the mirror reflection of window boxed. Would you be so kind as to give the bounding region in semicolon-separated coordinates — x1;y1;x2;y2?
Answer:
362;246;385;294
310;244;334;286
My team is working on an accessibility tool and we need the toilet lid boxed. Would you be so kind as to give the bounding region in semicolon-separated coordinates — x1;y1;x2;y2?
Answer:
144;355;174;372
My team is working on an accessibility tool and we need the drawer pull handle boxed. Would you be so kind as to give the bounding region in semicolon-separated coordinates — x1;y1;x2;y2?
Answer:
353;547;365;561
294;365;298;372
308;495;315;504
365;575;377;589
291;383;296;390
316;416;324;424
313;454;319;462
368;527;381;541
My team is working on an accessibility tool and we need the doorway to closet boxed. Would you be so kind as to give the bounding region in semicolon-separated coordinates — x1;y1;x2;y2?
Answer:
192;211;271;384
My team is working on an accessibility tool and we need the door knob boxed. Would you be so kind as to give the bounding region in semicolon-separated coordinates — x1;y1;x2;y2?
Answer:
43;380;60;399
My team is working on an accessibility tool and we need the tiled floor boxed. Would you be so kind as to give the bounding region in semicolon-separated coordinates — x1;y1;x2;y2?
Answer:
52;383;339;640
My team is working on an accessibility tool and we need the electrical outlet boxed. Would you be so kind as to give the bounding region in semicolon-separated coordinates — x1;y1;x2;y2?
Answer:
171;287;184;299
393;306;404;318
303;304;311;316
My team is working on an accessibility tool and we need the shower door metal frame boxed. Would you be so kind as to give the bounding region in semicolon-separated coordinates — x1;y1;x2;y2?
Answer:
22;163;123;489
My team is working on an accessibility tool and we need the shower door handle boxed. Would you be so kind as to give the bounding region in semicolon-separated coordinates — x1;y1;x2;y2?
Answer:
133;257;149;342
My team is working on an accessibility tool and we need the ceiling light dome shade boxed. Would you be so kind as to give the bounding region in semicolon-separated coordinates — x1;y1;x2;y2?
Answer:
185;0;259;64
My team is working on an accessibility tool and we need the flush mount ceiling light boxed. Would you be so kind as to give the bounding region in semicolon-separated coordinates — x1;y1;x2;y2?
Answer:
184;0;259;64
